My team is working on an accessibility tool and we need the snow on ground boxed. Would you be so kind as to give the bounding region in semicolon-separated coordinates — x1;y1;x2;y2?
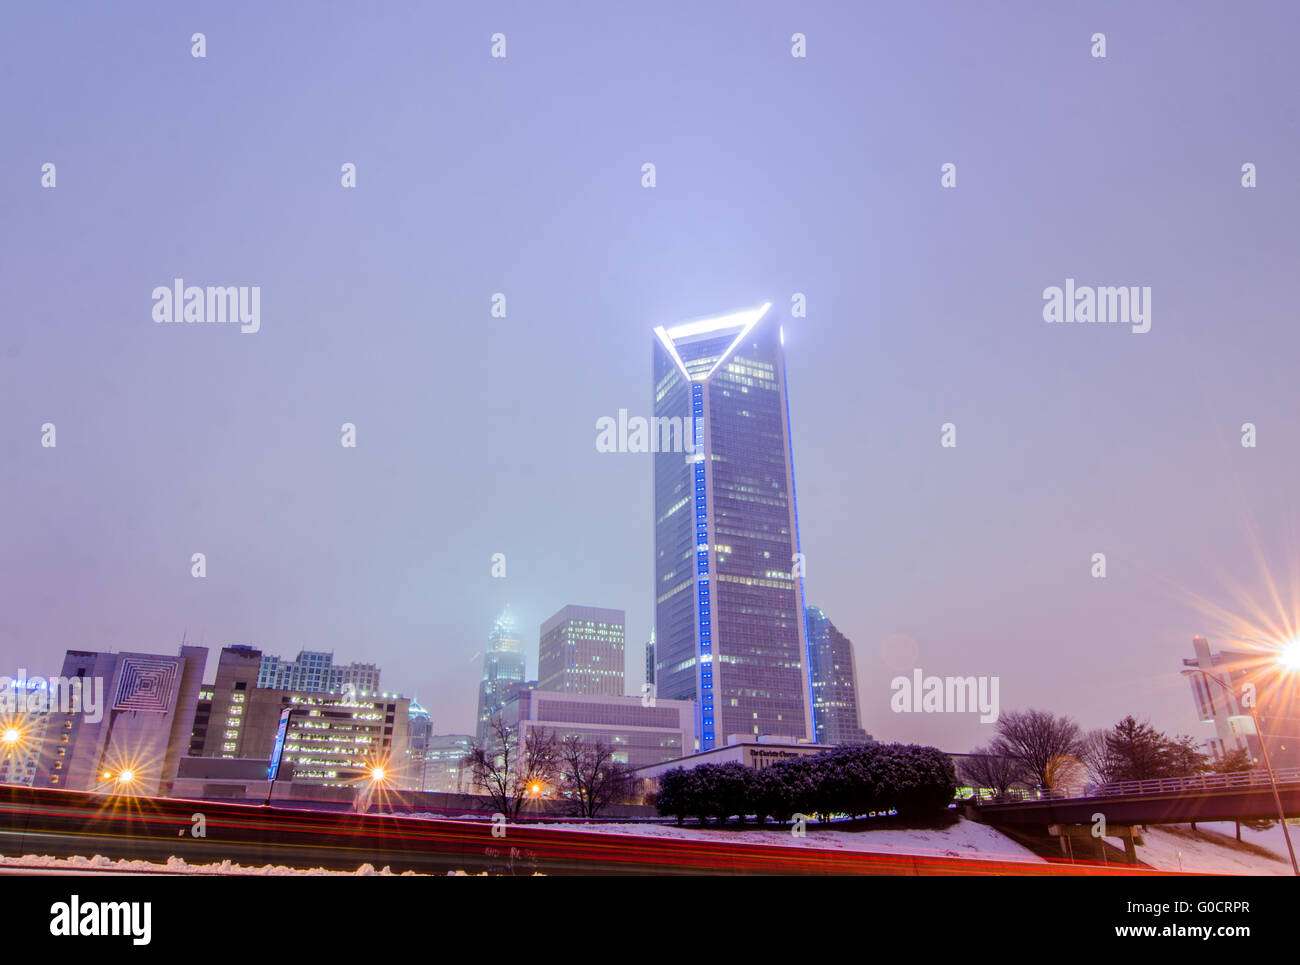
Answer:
1116;822;1299;875
7;819;1288;875
0;854;424;875
511;816;1046;863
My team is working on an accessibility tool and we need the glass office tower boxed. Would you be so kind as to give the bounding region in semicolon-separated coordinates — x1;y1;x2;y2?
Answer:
805;605;870;746
651;303;813;750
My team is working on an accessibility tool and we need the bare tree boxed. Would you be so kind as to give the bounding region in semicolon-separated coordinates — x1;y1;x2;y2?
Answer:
463;716;559;819
990;709;1085;790
557;736;635;818
1079;728;1113;788
959;745;1030;800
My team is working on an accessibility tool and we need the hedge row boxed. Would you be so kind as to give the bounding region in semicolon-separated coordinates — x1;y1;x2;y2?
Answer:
654;743;957;826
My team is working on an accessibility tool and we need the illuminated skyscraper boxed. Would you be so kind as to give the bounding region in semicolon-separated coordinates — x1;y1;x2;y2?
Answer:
651;303;813;750
476;605;527;742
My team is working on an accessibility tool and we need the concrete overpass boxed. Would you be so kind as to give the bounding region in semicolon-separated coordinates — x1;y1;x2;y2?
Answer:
973;766;1300;826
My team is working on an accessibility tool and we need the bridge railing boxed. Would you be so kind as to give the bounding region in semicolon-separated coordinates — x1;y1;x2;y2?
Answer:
1093;766;1300;798
968;766;1300;804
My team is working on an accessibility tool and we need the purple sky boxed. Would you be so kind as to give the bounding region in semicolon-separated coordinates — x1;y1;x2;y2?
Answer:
3;1;1300;752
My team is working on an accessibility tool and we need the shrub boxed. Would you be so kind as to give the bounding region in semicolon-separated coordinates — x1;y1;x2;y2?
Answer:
710;762;757;825
654;767;691;825
655;743;957;827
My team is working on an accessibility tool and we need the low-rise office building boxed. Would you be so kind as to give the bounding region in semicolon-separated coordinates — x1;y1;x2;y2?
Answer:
194;645;410;788
634;736;832;781
501;689;693;768
423;734;474;793
33;646;207;796
0;678;53;786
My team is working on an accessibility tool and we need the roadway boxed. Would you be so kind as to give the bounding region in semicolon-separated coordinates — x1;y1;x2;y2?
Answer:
0;785;1178;876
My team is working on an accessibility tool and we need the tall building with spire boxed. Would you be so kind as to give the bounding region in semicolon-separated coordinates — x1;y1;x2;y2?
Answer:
651;302;813;750
476;605;527;742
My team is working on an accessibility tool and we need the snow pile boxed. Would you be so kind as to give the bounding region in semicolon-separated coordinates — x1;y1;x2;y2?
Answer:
1122;822;1298;875
446;870;544;876
0;853;423;875
520;816;1044;863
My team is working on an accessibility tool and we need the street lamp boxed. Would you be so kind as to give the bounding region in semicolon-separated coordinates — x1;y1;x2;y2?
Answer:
1182;664;1299;875
354;760;390;814
0;726;23;787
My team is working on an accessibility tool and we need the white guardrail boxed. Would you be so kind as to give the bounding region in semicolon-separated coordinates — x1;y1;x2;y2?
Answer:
972;766;1300;804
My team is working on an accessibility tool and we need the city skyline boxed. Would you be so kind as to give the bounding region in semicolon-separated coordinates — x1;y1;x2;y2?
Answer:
4;3;1300;758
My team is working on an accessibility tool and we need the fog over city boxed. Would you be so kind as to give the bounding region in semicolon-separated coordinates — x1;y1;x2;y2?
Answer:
4;2;1300;757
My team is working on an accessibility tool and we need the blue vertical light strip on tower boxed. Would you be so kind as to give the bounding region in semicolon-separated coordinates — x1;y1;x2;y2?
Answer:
692;381;714;749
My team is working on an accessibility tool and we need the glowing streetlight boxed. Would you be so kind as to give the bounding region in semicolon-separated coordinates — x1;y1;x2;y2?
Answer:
1278;639;1300;672
1;728;20;747
354;761;389;814
118;769;135;785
